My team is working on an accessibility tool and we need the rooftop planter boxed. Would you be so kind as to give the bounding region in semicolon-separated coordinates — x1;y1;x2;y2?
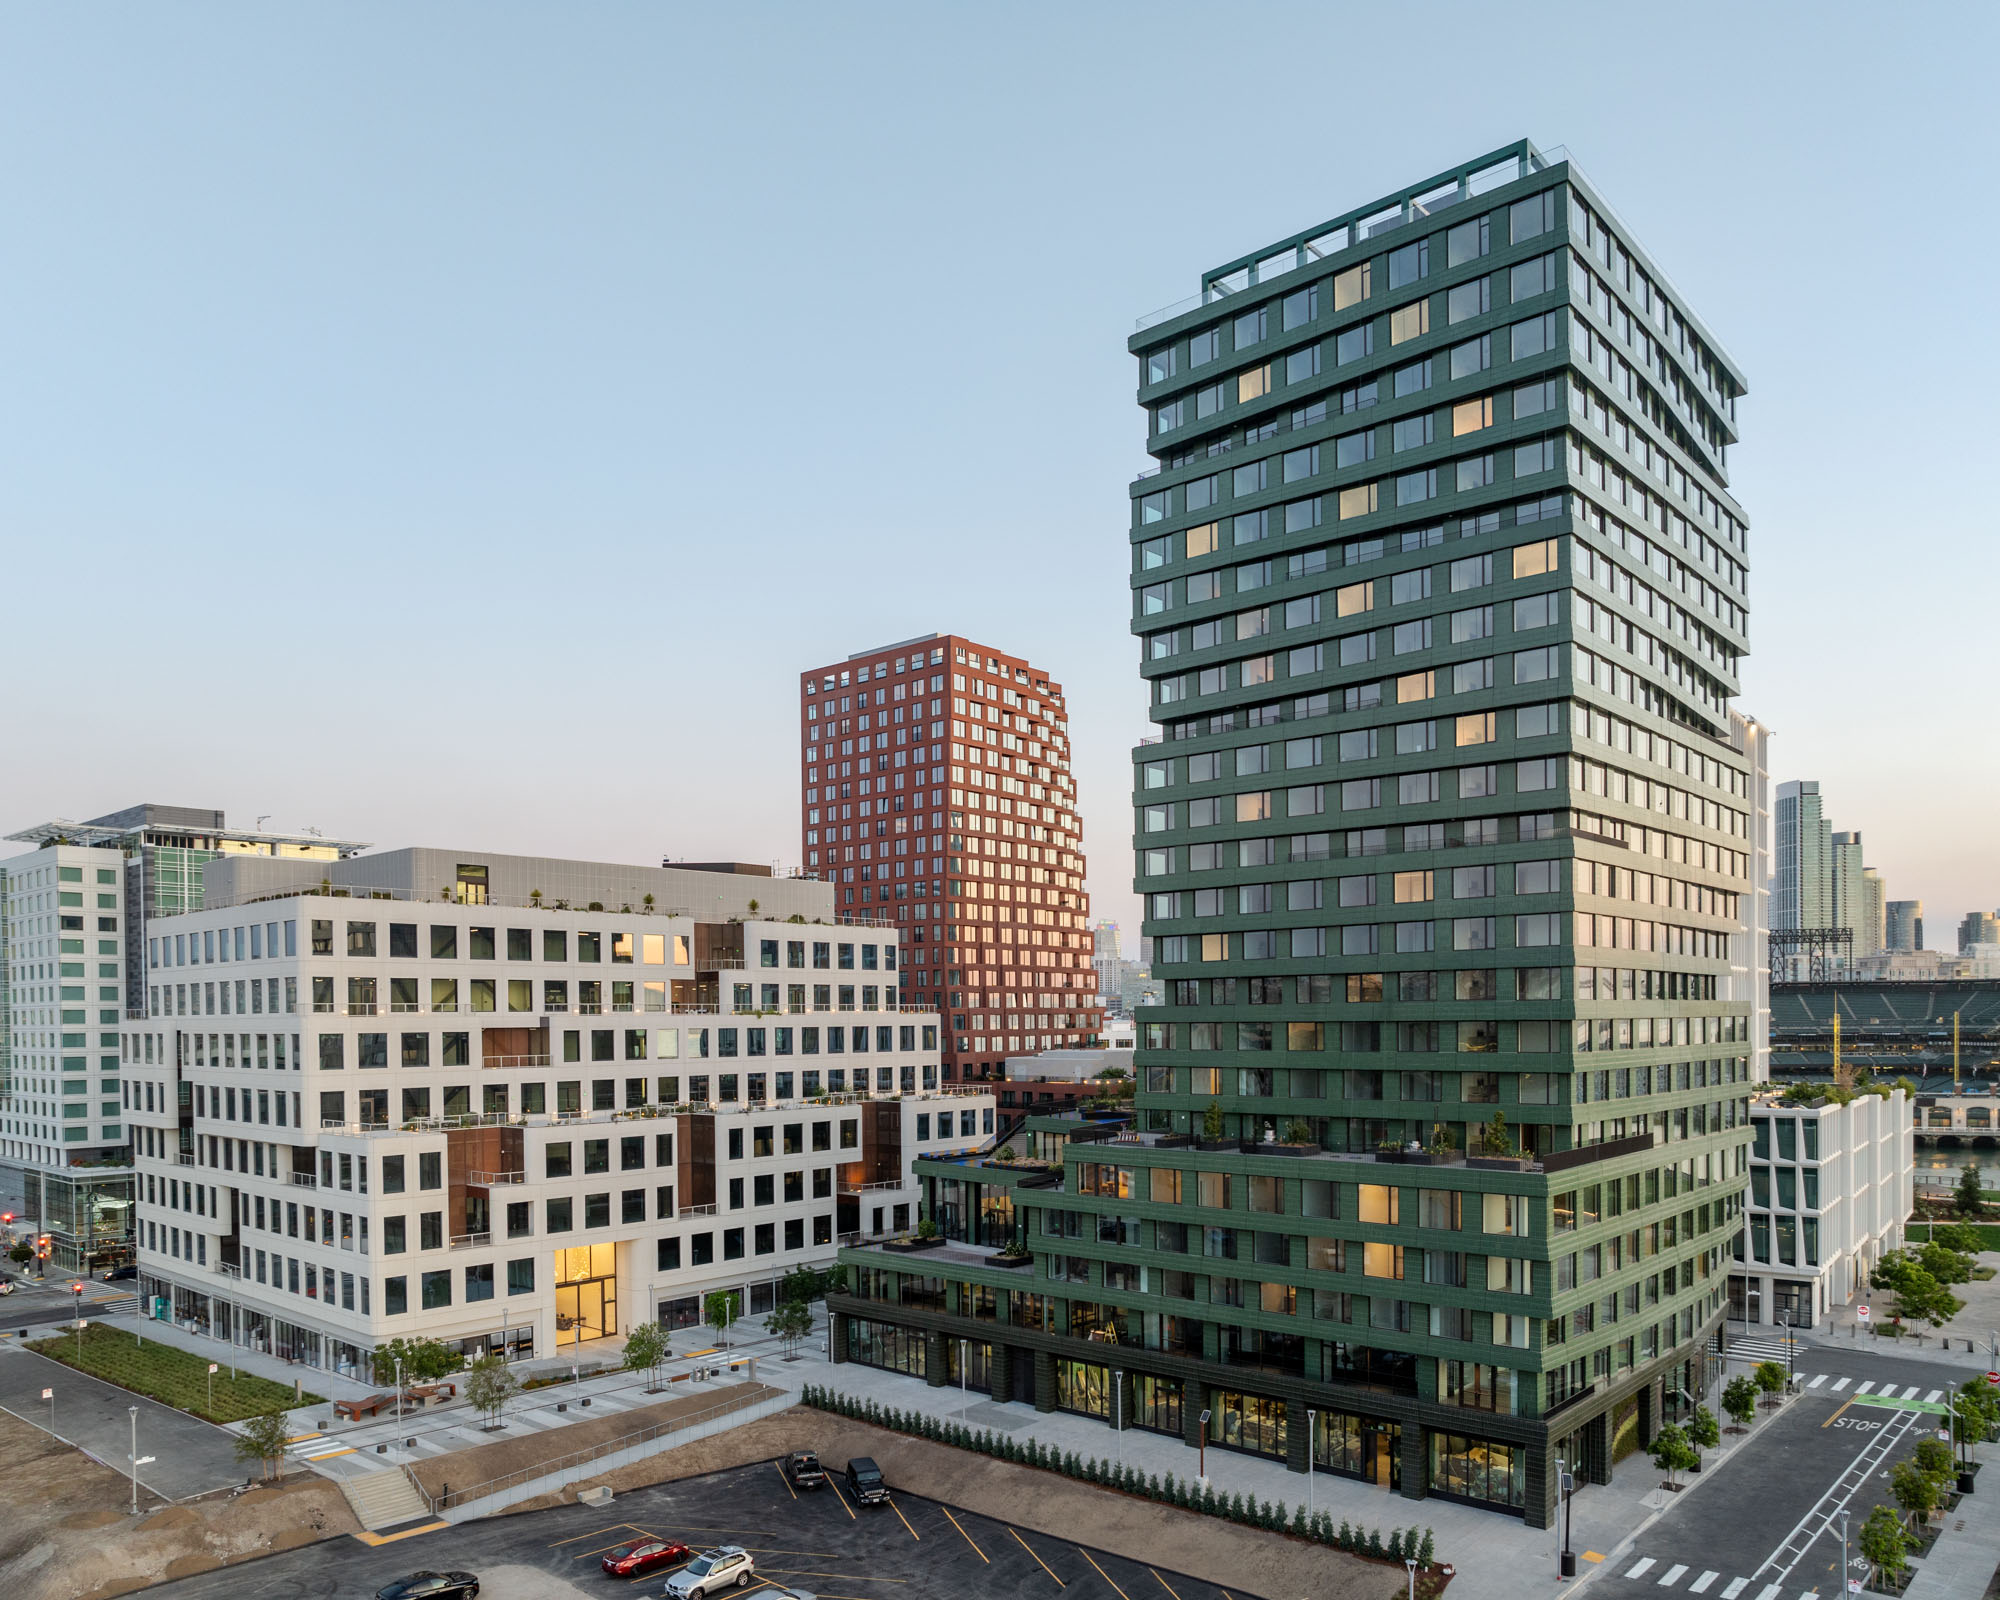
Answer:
991;1249;1035;1269
1250;1142;1322;1159
882;1235;950;1254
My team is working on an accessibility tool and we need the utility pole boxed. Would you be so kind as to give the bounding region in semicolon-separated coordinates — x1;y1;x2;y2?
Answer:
1954;1011;1961;1094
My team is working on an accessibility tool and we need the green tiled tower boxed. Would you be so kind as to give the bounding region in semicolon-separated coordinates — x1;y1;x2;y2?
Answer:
832;141;1754;1528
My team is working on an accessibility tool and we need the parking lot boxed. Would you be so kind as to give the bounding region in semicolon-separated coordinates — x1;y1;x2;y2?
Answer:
141;1457;1264;1600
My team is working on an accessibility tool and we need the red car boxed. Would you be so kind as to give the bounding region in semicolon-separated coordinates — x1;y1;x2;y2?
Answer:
601;1540;692;1579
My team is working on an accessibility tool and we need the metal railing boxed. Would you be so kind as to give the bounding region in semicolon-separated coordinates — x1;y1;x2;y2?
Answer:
449;1232;492;1251
468;1170;524;1186
286;1172;317;1188
427;1386;772;1513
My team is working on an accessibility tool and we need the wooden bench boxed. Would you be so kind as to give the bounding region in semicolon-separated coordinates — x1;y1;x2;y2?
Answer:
334;1392;396;1422
407;1381;458;1406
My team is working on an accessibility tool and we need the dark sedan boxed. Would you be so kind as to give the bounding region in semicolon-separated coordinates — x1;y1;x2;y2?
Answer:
602;1539;692;1578
376;1572;479;1600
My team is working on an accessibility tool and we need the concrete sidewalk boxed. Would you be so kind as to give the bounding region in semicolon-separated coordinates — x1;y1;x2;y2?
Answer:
0;1336;245;1501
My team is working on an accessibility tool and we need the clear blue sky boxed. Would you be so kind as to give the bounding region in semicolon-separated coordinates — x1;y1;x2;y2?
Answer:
4;3;1995;954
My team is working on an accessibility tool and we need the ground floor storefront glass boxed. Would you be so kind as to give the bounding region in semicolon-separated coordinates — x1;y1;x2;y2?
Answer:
1312;1409;1401;1488
1131;1373;1183;1437
1427;1430;1527;1510
554;1242;617;1342
849;1316;928;1378
941;1337;992;1393
1208;1388;1287;1460
1057;1358;1112;1418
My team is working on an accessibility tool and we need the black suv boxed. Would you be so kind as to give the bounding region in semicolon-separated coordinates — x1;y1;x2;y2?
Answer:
845;1456;890;1505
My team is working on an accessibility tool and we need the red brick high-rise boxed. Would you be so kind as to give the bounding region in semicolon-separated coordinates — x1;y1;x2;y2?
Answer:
798;633;1102;1082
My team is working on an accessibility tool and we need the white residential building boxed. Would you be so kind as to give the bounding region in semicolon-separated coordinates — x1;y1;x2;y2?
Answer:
126;847;992;1378
1734;1087;1912;1331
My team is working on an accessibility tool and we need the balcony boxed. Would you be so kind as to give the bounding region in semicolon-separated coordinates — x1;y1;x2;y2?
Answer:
287;1172;317;1189
468;1170;525;1186
449;1232;492;1251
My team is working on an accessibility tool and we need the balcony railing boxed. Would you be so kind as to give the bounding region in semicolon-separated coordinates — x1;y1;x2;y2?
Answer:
468;1170;525;1186
449;1232;492;1251
287;1172;318;1188
679;1202;718;1218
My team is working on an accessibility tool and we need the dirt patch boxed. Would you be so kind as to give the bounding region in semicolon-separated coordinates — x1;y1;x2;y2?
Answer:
408;1382;783;1505
0;1408;358;1600
497;1406;1400;1600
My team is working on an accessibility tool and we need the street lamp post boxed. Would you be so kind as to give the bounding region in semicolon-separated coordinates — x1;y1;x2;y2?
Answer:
1307;1407;1317;1519
1405;1557;1417;1600
125;1406;153;1515
394;1356;404;1427
1837;1509;1850;1598
1557;1456;1576;1578
960;1337;968;1411
1113;1370;1123;1469
1198;1407;1211;1485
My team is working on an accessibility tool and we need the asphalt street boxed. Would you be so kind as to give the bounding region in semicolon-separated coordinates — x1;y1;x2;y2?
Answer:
0;1334;247;1502
1577;1342;1979;1600
137;1456;1259;1600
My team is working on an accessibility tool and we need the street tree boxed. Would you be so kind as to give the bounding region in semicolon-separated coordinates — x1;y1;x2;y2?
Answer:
704;1289;741;1347
1753;1361;1788;1405
1649;1424;1698;1489
1722;1375;1759;1430
622;1321;672;1391
765;1299;813;1358
1872;1250;1965;1328
464;1353;519;1429
371;1336;460;1388
1890;1459;1941;1529
1687;1403;1720;1464
1859;1504;1907;1588
1917;1241;1974;1286
1931;1221;1986;1254
234;1407;292;1481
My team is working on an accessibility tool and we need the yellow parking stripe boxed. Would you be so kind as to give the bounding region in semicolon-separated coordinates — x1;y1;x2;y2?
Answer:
828;1480;857;1521
1148;1571;1184;1600
776;1462;797;1501
1011;1528;1064;1588
551;1523;651;1547
351;1521;450;1547
890;1499;921;1541
1076;1549;1130;1600
942;1507;987;1563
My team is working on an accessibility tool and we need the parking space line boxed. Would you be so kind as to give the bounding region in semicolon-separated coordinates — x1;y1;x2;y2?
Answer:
762;1570;906;1584
551;1523;650;1547
829;1480;858;1521
573;1535;660;1560
1076;1548;1131;1600
1011;1527;1065;1587
889;1500;921;1541
942;1507;987;1563
776;1462;797;1501
1149;1570;1185;1600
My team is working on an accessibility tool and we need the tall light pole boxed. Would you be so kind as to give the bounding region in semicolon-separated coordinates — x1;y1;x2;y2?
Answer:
126;1406;153;1515
1557;1456;1576;1578
1198;1407;1211;1485
1837;1508;1850;1597
394;1356;404;1427
1307;1407;1317;1518
960;1337;968;1411
1113;1369;1123;1469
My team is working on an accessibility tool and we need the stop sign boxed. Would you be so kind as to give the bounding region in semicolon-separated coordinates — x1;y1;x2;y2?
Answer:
1985;1371;1999;1385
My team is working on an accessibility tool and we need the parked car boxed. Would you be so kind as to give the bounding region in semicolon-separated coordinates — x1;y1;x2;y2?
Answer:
375;1573;479;1600
602;1539;691;1579
782;1450;826;1490
845;1456;890;1505
663;1546;754;1598
101;1264;137;1281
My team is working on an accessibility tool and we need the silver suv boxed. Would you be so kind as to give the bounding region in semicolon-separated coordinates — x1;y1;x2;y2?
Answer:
663;1546;754;1599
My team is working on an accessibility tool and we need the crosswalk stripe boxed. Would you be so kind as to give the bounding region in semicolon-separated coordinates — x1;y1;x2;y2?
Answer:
1659;1565;1689;1586
1902;1385;1923;1400
1856;1381;1874;1394
1720;1580;1747;1599
1832;1378;1851;1392
1689;1574;1720;1594
1754;1584;1781;1600
1628;1558;1658;1579
1807;1374;1827;1388
1925;1389;1943;1403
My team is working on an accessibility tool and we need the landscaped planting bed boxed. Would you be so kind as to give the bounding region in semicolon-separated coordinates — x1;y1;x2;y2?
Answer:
27;1324;323;1422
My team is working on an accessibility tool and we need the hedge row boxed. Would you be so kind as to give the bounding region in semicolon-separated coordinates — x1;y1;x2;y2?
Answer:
801;1383;1439;1568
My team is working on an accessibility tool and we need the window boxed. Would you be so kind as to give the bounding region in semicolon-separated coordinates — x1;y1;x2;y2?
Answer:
1235;307;1268;348
1389;300;1430;345
1335;429;1375;469
1393;358;1432;397
1449;335;1491;381
1510;190;1555;244
1336;324;1373;366
1510;253;1556;301
1237;364;1272;404
1392;414;1432;452
1332;261;1371;309
1387;238;1428;288
1511;312;1559;361
1283;285;1318;330
1446;214;1489;267
1452;397;1492;436
1446;278;1489;324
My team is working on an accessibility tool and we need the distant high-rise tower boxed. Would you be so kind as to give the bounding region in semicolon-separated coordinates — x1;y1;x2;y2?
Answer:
1886;900;1924;952
1858;867;1886;958
1959;911;1999;954
1773;781;1831;932
797;634;1103;1081
1830;830;1866;964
